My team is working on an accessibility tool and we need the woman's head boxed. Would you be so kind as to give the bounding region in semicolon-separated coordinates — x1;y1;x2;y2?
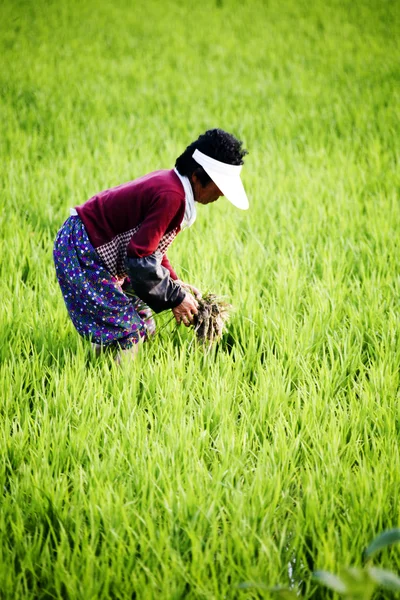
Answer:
175;129;248;188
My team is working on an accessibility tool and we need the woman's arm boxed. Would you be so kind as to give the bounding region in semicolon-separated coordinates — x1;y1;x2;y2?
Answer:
125;254;185;313
125;192;186;313
161;254;178;280
175;279;202;299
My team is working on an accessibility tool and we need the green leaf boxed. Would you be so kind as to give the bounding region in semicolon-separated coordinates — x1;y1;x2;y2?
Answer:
236;583;298;599
269;587;299;600
365;529;400;559
368;567;400;591
313;571;348;594
340;567;376;599
237;581;269;590
341;566;370;586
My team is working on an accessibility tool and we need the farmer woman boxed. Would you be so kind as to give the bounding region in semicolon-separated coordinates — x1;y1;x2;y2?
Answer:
53;128;249;359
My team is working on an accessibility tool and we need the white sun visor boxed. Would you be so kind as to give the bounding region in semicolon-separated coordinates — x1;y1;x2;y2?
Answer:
192;149;249;210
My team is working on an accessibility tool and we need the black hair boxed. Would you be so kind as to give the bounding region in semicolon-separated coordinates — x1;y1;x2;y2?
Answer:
175;128;248;187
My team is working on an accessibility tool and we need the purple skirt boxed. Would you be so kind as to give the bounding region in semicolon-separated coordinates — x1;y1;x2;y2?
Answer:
53;216;155;349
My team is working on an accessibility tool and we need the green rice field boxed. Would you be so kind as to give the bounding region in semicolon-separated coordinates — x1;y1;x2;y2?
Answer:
1;0;400;597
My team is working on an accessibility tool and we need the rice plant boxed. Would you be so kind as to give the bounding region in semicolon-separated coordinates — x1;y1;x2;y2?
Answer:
1;0;399;598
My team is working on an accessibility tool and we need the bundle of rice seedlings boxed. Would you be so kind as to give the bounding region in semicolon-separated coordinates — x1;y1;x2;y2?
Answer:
192;293;232;345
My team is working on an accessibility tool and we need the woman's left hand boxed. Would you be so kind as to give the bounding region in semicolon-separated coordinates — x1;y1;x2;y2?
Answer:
176;280;202;299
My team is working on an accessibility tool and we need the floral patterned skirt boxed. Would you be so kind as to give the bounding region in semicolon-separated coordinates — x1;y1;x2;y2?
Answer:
53;215;155;349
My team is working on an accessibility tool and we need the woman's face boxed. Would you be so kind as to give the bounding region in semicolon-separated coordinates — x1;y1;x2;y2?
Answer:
191;175;223;205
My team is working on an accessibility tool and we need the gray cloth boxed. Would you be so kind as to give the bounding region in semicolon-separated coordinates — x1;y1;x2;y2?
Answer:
125;254;185;313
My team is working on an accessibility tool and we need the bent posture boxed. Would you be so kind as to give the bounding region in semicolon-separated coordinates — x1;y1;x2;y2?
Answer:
53;128;248;358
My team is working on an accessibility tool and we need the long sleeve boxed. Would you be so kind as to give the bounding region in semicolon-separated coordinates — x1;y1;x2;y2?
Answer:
125;254;185;313
161;254;178;280
126;192;183;258
124;190;185;312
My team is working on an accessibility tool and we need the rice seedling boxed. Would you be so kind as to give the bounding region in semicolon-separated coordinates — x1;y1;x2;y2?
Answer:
192;293;232;345
238;530;400;598
1;0;399;597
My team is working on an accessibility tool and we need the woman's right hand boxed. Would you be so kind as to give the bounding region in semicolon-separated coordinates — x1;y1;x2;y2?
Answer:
172;293;198;326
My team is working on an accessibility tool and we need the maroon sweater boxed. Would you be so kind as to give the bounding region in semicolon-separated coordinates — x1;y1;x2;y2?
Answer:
76;170;186;280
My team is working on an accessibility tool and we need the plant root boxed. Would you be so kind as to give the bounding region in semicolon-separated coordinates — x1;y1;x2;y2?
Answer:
192;293;232;346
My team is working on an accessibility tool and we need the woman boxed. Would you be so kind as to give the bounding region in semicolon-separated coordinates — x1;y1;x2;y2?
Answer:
53;128;248;359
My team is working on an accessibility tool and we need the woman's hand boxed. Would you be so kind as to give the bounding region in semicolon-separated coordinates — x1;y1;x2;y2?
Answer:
172;293;198;326
176;280;202;299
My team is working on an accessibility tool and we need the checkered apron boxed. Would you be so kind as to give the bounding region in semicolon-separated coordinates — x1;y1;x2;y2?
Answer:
95;224;178;278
